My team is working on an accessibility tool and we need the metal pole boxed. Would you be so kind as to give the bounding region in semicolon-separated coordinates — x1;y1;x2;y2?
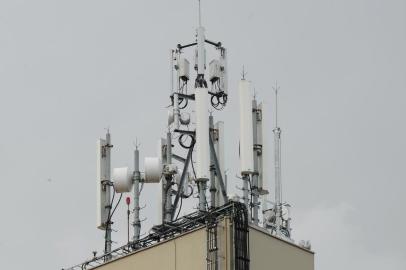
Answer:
127;201;130;244
105;131;112;256
173;50;180;129
198;180;207;211
164;132;173;222
242;173;250;211
170;49;174;94
133;147;141;241
209;115;216;209
251;100;260;225
224;173;227;193
198;0;202;27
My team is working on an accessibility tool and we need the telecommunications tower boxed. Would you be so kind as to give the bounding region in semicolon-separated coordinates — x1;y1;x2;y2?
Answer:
64;2;314;270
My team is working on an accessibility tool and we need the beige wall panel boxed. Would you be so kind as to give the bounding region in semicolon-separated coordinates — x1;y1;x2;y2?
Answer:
95;228;206;270
96;242;175;270
92;221;314;270
249;228;314;270
175;228;206;270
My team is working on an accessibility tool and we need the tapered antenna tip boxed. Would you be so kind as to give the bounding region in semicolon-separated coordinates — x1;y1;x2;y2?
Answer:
241;65;247;80
272;81;280;128
198;0;202;27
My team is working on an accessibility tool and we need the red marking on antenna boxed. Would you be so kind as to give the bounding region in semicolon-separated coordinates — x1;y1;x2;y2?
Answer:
126;197;131;205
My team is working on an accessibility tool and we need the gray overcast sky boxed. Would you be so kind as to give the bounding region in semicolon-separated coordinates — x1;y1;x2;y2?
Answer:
1;0;405;269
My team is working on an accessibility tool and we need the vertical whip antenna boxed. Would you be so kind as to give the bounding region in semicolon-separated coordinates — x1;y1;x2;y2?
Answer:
198;0;202;27
273;81;279;128
241;65;247;80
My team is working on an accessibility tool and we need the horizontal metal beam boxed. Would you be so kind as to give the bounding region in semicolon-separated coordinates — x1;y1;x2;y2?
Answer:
205;39;222;47
177;42;197;50
178;93;195;101
173;129;196;136
172;153;186;163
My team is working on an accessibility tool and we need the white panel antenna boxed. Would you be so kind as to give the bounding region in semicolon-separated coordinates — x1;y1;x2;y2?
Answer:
239;79;254;174
195;87;210;179
220;49;228;94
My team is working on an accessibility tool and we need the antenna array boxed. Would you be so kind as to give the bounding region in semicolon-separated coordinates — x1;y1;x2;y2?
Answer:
92;2;293;262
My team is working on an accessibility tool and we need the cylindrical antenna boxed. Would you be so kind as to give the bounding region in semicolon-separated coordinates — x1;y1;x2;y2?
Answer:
196;27;205;76
196;0;206;83
239;79;254;174
274;81;279;127
195;87;209;211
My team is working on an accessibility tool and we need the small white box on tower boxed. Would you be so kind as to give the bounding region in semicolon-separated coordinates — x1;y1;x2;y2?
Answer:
178;58;190;81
